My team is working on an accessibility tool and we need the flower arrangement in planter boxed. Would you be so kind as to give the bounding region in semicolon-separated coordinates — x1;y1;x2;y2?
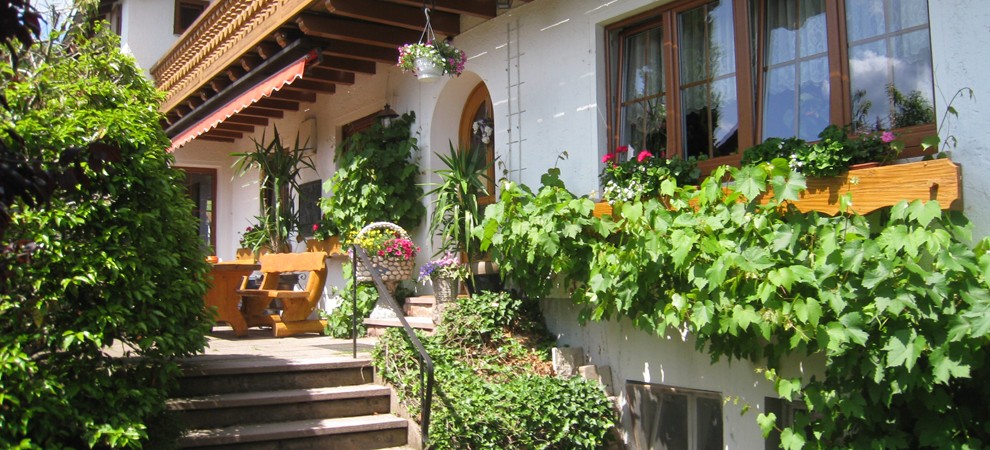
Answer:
350;222;419;290
307;216;343;255
397;39;466;81
741;124;904;177
417;252;469;285
417;252;468;322
600;145;702;203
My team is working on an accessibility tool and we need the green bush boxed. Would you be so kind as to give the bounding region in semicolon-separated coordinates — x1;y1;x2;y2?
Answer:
322;262;378;338
0;22;212;448
373;291;615;449
321;112;425;236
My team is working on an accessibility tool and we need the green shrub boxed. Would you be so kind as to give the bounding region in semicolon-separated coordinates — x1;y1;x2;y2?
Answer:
0;22;212;448
321;112;425;236
322;262;378;338
373;292;615;449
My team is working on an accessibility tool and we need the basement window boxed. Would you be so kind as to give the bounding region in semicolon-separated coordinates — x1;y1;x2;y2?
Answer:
626;382;723;449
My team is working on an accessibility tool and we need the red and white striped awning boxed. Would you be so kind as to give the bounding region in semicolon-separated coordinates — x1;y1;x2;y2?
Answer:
167;52;313;152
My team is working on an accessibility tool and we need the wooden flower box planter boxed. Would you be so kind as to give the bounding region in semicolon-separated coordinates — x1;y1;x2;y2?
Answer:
594;158;962;218
305;236;343;256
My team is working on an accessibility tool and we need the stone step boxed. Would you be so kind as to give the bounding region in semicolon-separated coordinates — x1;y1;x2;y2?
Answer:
175;356;374;397
364;316;435;337
169;384;392;429
403;296;435;318
178;414;408;449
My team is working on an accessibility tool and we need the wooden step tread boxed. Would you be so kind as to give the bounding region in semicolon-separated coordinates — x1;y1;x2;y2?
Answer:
179;414;408;447
364;316;435;330
169;384;391;411
180;356;372;377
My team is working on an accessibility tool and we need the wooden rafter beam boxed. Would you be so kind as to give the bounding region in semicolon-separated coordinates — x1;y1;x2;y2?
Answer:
324;0;459;36
198;135;236;143
270;89;317;103
307;67;356;85
321;40;398;64
215;122;257;133
225;115;270;126
256;42;281;59
240;54;264;72
239;106;284;119
387;0;495;19
253;97;301;111
282;79;337;94
296;14;419;48
313;56;376;75
203;129;245;139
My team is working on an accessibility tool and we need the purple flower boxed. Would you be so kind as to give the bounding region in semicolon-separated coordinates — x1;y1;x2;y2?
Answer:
881;131;896;144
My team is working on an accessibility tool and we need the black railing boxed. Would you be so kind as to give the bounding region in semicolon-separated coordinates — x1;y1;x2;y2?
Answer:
351;245;435;446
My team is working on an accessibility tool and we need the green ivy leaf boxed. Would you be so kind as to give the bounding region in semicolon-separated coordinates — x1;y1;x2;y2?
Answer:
930;345;971;384
781;427;806;450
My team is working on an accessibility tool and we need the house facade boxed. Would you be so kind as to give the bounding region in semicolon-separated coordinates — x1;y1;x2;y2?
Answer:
103;0;989;447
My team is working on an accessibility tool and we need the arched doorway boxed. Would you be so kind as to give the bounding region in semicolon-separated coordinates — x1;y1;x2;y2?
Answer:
458;83;496;205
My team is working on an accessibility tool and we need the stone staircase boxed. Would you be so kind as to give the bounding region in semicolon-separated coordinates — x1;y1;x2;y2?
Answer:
169;355;414;449
364;296;437;337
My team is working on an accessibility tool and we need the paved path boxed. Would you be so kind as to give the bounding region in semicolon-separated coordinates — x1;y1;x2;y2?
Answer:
104;325;377;362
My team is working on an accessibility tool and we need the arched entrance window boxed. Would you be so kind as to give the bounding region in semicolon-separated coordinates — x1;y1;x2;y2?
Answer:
458;83;495;205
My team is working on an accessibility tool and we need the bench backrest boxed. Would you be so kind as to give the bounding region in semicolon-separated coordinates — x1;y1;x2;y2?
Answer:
257;252;327;273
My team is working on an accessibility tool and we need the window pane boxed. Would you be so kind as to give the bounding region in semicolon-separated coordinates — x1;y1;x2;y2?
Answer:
696;396;724;450
890;29;934;127
712;77;739;156
679;1;738;158
848;40;889;129
765;2;796;65
798;56;830;139
846;0;934;131
711;1;736;78
797;0;827;58
624;28;664;99
679;6;708;85
656;392;689;450
760;0;828;141
845;0;885;42
619;25;666;153
763;65;796;139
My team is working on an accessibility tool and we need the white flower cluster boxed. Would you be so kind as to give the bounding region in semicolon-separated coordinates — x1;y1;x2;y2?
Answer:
602;179;646;203
472;119;494;144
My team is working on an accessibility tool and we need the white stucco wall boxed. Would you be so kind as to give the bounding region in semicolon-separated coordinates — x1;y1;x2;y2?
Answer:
929;0;990;241
118;0;207;75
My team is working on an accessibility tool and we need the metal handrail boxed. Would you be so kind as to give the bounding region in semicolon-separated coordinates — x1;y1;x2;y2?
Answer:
351;245;435;446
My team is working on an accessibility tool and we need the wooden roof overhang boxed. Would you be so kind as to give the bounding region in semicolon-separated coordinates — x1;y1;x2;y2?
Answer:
153;0;514;149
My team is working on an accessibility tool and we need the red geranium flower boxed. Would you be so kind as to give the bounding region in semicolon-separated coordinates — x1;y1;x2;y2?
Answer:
637;150;654;162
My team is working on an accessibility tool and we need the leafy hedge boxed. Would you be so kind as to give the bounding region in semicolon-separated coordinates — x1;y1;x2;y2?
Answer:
0;22;212;448
373;291;616;449
321;112;425;236
477;165;990;449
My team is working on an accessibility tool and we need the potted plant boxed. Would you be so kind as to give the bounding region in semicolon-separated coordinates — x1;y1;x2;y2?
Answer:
424;140;494;291
397;39;466;82
232;126;316;253
417;252;469;323
599;146;702;204
741;124;903;177
307;216;343;255
236;221;270;262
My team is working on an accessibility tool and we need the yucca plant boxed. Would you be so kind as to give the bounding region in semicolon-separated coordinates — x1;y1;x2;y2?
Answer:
232;126;316;253
424;140;490;260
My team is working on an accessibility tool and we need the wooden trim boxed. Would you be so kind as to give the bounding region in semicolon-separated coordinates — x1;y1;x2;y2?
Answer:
458;83;496;205
731;0;754;152
594;159;962;217
827;0;851;127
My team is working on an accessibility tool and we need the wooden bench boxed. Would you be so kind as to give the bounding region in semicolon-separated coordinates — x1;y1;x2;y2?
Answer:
236;252;328;337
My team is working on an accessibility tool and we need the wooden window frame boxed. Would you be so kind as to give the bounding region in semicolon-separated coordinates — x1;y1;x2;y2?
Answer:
605;0;936;177
174;0;208;35
459;83;497;206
